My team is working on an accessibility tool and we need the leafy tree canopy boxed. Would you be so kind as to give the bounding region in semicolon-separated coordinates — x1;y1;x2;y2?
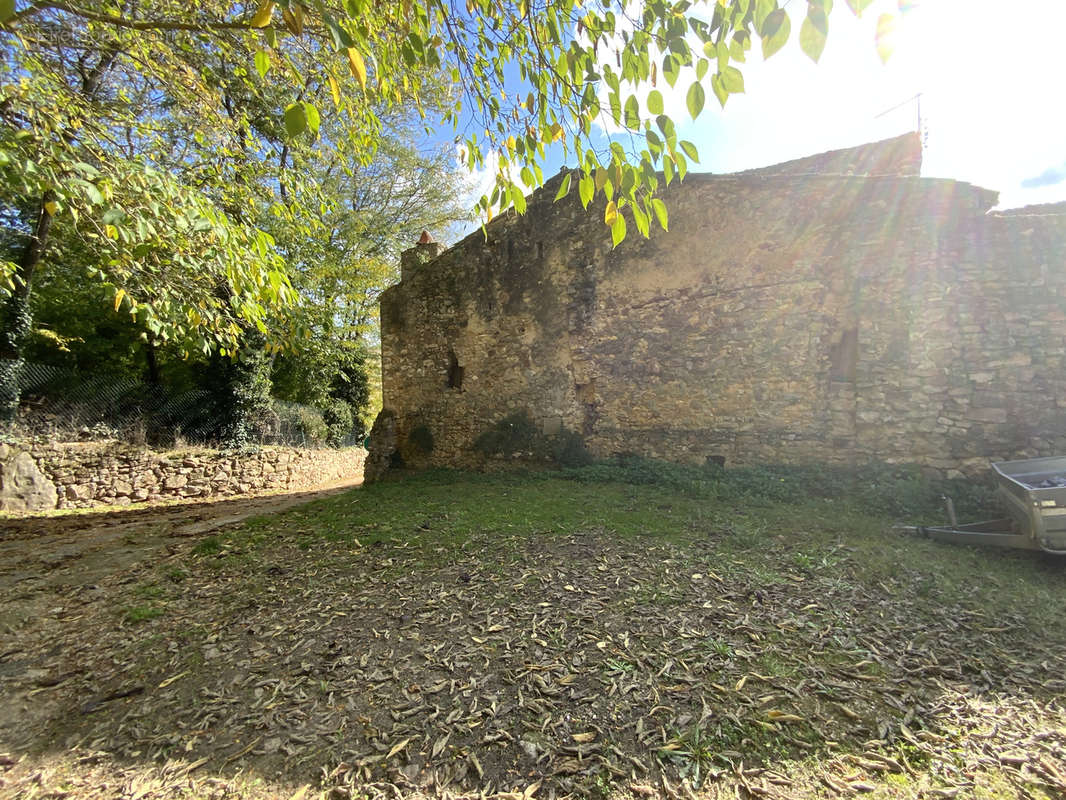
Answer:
4;0;891;256
0;0;475;425
1;2;299;357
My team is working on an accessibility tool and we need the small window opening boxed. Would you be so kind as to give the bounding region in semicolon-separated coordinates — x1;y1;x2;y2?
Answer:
447;349;465;389
536;241;544;260
829;328;858;382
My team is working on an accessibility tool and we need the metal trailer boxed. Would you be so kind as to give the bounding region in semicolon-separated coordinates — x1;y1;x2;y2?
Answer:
903;456;1066;555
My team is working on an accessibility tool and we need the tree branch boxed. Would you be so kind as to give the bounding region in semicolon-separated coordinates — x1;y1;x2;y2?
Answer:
6;1;251;32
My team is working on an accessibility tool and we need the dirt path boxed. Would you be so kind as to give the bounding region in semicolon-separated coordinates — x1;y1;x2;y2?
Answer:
0;478;362;631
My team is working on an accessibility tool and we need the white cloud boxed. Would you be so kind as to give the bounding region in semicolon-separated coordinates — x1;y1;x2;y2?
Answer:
456;144;500;207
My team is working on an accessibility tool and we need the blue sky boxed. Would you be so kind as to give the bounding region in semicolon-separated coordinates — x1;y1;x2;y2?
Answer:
457;0;1066;216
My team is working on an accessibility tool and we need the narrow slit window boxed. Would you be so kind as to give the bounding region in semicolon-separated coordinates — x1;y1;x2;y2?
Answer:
447;349;464;389
830;328;858;382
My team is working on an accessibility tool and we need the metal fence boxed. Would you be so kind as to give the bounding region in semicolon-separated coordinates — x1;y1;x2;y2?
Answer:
10;360;357;448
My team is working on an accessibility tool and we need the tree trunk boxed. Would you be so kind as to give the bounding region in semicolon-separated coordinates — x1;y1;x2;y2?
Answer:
144;338;160;385
0;190;56;421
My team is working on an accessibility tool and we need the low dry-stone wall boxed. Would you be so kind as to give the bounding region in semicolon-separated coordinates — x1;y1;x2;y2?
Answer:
0;442;366;512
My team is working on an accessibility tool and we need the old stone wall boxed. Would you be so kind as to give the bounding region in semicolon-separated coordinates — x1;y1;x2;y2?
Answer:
374;135;1066;477
1;442;365;511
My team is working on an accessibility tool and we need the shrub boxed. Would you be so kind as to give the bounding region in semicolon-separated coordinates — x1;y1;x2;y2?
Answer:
549;428;592;467
408;424;435;455
473;410;592;466
559;454;702;490
473;411;540;456
321;399;355;448
330;352;371;440
276;401;327;444
556;456;1000;521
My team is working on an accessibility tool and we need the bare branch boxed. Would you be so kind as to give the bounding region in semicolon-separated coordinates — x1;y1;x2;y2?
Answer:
5;1;250;33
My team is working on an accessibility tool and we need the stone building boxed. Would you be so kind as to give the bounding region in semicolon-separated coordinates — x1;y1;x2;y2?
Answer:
366;134;1066;479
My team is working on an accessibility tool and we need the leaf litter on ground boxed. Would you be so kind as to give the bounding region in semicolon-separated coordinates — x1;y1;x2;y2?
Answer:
1;466;1064;799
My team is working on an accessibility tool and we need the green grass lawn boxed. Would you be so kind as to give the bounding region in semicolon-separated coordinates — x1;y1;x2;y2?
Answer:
5;461;1066;800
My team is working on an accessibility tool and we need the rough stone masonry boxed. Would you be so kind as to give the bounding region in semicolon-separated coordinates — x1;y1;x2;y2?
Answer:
368;134;1066;479
0;442;366;512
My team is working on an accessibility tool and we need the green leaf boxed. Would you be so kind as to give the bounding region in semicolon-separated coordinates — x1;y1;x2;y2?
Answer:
761;9;791;59
610;213;627;247
101;208;126;225
254;50;270;78
283;103;307;137
645;129;663;156
662;54;681;88
685;81;705;120
721;66;745;93
632;201;650;238
711;73;728;107
679;140;699;162
754;0;776;30
647;90;664;115
80;181;104;205
72;162;99;179
800;8;829;62
0;0;14;23
407;32;426;57
323;14;355;49
554;172;572;201
651;198;669;231
623;94;640;129
730;30;750;62
303;102;321;134
656;114;676;140
578;174;594;209
846;0;873;16
510;184;526;214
